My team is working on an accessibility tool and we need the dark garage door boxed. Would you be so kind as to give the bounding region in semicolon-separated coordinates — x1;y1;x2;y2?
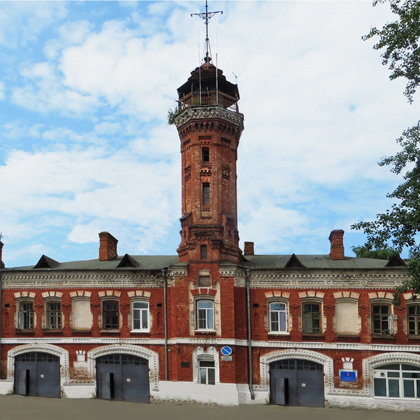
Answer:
96;354;150;403
14;352;61;398
270;359;324;407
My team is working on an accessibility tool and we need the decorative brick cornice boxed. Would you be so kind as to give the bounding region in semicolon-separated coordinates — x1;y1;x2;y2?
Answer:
174;106;244;131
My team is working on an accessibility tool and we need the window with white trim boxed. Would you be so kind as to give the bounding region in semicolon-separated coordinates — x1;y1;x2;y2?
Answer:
408;304;420;335
199;360;215;385
372;304;391;335
102;299;119;330
303;302;321;333
46;301;61;330
269;302;287;333
17;301;34;330
197;300;214;330
374;364;420;398
132;301;149;331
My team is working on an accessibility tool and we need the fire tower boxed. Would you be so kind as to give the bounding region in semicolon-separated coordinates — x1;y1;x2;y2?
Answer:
174;3;244;264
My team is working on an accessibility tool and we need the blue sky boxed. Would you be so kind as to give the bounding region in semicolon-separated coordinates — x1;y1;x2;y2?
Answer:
0;0;419;267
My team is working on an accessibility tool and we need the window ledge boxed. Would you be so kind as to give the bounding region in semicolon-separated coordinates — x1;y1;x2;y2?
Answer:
195;329;216;334
130;330;150;334
268;331;290;336
302;333;325;340
16;329;35;335
43;329;63;335
100;329;120;334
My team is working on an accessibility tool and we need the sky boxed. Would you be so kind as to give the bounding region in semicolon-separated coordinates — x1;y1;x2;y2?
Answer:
0;0;419;268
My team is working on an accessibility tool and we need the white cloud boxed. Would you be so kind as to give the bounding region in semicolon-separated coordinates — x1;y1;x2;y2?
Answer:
0;81;4;101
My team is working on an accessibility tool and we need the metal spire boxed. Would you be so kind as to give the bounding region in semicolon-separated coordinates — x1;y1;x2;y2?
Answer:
191;1;223;63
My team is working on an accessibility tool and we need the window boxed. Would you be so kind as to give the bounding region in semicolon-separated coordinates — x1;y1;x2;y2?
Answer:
18;301;34;330
72;298;93;330
46;302;61;329
203;183;210;204
199;360;215;385
372;304;390;334
303;303;321;333
197;300;214;330
374;364;420;398
200;245;207;259
335;300;359;335
202;147;209;162
132;301;149;331
269;302;287;333
103;300;119;330
408;305;420;335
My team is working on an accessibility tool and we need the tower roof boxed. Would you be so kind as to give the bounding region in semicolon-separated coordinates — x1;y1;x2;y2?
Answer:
177;62;239;109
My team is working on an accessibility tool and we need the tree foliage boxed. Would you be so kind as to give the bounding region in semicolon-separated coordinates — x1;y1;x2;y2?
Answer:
353;0;420;301
351;123;420;298
363;0;420;103
352;244;399;260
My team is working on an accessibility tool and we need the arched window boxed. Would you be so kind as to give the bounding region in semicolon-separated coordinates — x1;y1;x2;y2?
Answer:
374;364;420;398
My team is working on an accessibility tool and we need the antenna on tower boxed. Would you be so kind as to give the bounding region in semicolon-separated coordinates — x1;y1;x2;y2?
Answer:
191;1;223;63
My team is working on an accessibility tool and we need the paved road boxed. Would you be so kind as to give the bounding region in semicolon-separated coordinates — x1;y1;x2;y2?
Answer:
1;396;418;420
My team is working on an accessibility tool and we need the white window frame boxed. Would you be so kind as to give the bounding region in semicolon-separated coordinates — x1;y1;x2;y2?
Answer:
131;300;150;332
373;363;420;399
17;300;34;330
269;301;288;334
46;300;61;330
196;299;214;331
407;304;420;336
199;360;215;385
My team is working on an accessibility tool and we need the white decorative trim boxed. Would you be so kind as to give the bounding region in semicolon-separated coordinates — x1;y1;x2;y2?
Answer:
259;349;334;393
174;106;244;129
362;352;420;397
87;344;159;391
7;343;70;385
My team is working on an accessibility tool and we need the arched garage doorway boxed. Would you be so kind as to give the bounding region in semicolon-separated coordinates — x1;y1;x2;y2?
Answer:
270;359;324;407
14;352;61;398
96;354;150;403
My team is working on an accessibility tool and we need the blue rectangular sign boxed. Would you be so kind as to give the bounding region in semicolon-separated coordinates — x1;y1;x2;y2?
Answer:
340;370;357;382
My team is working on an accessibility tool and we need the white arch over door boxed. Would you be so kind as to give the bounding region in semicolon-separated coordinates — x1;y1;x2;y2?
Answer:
7;343;70;385
87;344;159;391
259;349;334;393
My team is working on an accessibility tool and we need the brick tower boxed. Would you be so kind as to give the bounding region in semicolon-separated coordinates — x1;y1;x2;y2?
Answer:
174;55;244;264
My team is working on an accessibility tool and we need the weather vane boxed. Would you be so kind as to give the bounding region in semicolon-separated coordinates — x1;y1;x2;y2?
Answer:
191;1;223;63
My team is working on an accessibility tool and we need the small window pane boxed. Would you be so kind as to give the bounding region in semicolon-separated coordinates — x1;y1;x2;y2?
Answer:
388;379;400;397
374;378;386;396
404;380;415;398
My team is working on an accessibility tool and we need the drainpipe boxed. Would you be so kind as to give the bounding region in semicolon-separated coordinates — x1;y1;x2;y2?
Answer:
245;268;255;400
162;268;168;381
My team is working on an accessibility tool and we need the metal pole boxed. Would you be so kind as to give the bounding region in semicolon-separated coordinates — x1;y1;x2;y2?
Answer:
245;268;255;399
162;268;168;380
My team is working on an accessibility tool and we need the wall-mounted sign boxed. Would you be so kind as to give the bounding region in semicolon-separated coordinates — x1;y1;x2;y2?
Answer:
221;346;232;356
340;370;357;382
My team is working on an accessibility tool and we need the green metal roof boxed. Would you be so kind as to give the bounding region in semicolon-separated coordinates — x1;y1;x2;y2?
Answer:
1;253;404;273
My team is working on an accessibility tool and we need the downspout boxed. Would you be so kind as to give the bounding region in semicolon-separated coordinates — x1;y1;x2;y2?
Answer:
162;268;168;381
245;268;255;399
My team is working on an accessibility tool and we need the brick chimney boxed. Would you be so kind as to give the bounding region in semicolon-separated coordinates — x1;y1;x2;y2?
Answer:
99;232;118;261
244;241;255;256
0;240;4;268
329;230;345;260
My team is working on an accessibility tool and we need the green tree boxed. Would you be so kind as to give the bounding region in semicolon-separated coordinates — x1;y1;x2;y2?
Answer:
352;244;399;260
363;0;420;103
353;0;420;301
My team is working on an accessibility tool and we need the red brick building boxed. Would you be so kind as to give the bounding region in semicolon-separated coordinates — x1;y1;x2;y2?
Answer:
0;27;419;411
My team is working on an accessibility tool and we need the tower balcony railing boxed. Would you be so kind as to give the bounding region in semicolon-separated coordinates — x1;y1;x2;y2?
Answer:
178;90;239;113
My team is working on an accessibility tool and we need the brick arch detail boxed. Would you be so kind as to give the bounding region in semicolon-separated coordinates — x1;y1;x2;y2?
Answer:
259;349;334;393
7;343;70;384
87;344;159;391
363;352;420;396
